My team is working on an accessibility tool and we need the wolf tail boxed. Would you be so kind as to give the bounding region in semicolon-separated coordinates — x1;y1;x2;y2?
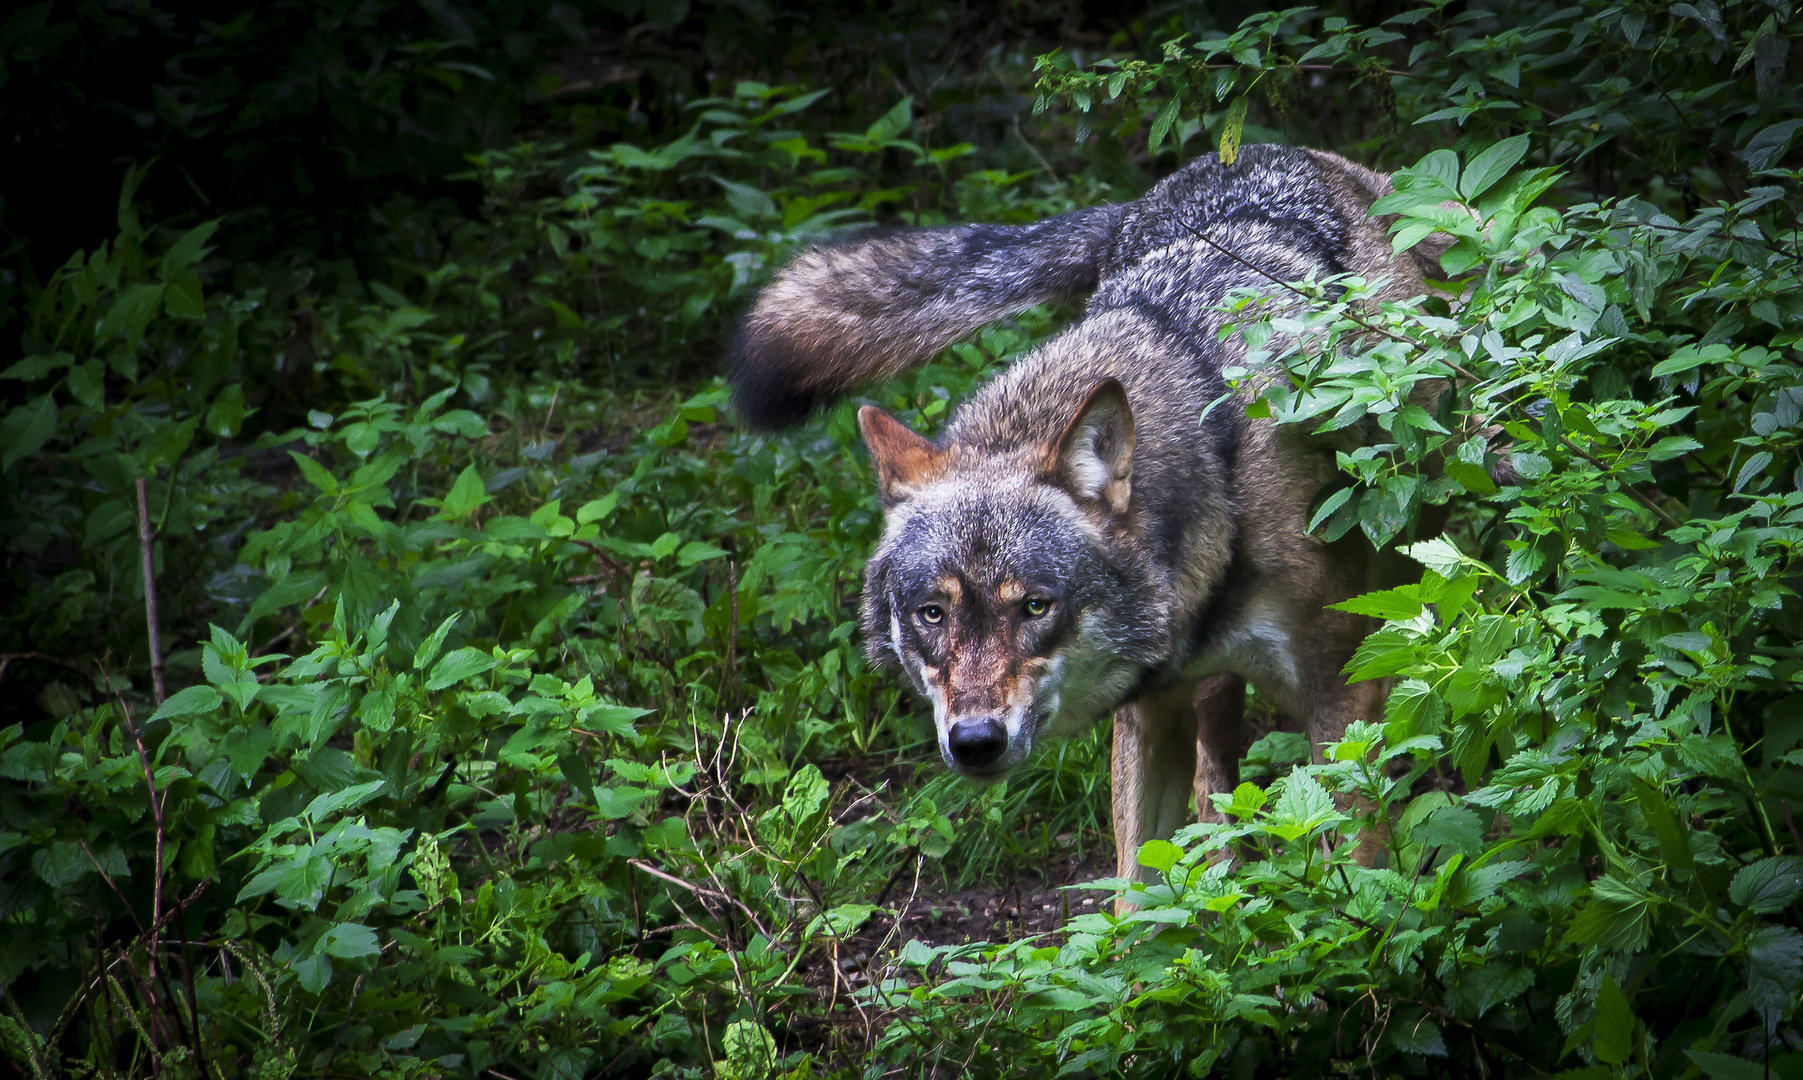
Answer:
728;204;1124;429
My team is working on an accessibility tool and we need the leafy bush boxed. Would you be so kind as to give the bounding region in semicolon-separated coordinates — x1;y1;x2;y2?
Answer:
4;1;1803;1078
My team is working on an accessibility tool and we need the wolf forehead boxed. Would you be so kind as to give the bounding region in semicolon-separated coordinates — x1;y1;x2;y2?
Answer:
868;483;1104;598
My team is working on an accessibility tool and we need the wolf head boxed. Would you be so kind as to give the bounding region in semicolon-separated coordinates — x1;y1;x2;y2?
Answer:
859;380;1174;780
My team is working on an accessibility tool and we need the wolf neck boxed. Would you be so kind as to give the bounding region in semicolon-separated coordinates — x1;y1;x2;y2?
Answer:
933;147;1396;681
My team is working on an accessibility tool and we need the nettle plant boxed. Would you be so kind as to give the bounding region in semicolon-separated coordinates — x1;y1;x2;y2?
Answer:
867;14;1803;1079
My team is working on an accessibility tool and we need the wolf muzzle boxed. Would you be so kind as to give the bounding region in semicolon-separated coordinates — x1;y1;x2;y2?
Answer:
946;715;1008;770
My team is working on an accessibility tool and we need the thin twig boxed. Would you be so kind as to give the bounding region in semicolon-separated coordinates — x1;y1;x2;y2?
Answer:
0;651;88;685
1175;217;1484;382
102;664;169;1003
627;859;775;941
135;478;166;705
1558;435;1682;528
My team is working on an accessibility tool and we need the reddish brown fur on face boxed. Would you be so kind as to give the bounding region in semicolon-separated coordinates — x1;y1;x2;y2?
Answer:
944;626;1021;717
931;593;1041;719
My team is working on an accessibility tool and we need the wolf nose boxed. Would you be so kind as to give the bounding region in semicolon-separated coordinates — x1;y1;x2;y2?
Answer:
947;718;1007;769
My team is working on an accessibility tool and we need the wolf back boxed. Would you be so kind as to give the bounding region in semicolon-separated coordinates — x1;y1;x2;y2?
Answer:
729;144;1437;878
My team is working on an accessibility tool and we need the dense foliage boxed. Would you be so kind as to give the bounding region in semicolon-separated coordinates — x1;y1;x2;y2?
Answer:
3;1;1802;1077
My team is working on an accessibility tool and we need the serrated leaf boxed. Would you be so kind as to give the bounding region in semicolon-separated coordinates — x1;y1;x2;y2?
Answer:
1730;857;1803;913
150;685;223;722
1148;96;1182;156
1444;460;1498;496
1329;589;1424;621
427;647;498;691
1;396;58;470
1136;839;1184;873
289;452;339;495
1403;537;1467;577
1218;96;1249;166
1272;772;1334;826
1591;974;1634;1064
413;613;459;671
440;464;489;519
320;922;381;959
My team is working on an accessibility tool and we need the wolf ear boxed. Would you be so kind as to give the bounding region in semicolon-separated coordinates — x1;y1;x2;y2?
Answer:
1046;379;1134;515
859;405;947;505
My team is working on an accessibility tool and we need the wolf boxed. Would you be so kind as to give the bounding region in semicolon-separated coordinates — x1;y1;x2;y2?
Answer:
730;144;1441;884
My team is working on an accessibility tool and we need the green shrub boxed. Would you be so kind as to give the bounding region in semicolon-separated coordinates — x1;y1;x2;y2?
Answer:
3;1;1802;1077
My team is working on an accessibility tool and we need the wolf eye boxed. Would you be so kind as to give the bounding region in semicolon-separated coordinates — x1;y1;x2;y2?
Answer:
1023;597;1051;618
918;604;944;625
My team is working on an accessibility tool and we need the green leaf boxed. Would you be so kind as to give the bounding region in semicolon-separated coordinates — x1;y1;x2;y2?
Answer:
1646;435;1703;461
1272;772;1335;826
1148;96;1181;156
1218;95;1249;166
1402;537;1468;577
289;451;339;495
1685;1052;1766;1080
1746;925;1803;1019
440;464;489;519
1676;734;1741;779
1729;856;1803;913
1;395;57;470
242;570;328;632
66;360;104;409
160;219;221;279
810;903;879;938
1136;838;1184;873
1508;451;1551;479
304;780;387;820
1629;776;1693;879
782;764;830;825
97;283;166;351
1329;589;1424;621
413;613;459;671
150;685;223;722
32;841;92;888
427;647;498;691
1651;343;1730;378
1;353;73;381
1591;974;1634;1065
677;540;727;567
1459;134;1530;200
576;490;620;525
320;922;381;960
594;785;646;819
1444;461;1498;496
1307;486;1355;533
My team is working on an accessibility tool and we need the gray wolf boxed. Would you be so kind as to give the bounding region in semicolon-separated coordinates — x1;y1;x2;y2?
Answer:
730;144;1441;883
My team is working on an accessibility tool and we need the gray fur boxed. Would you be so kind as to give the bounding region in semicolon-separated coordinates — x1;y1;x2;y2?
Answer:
735;144;1437;881
730;204;1125;428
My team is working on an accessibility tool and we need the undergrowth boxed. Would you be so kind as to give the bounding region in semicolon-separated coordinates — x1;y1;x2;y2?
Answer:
3;1;1803;1077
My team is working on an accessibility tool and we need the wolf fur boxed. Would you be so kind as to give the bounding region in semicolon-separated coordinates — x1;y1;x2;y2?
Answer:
731;144;1438;885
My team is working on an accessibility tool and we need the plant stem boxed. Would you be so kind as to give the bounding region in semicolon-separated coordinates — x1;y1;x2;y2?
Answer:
136;477;166;705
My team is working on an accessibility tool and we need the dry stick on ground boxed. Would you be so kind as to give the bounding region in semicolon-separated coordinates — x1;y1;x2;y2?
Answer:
0;651;88;686
136;477;167;706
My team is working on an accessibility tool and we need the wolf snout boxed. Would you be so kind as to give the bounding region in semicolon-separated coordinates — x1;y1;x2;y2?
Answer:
947;717;1008;770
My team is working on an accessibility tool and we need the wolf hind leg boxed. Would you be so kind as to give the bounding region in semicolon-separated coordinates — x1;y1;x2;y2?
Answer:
1305;677;1391;866
1112;681;1200;913
1192;673;1247;824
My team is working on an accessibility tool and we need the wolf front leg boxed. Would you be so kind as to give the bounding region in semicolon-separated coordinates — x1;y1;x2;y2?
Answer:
1111;680;1200;908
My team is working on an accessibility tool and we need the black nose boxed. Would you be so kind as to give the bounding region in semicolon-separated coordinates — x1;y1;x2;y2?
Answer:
947;718;1008;769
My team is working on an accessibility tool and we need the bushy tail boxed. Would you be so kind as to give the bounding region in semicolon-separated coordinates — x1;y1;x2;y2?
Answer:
729;204;1124;428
